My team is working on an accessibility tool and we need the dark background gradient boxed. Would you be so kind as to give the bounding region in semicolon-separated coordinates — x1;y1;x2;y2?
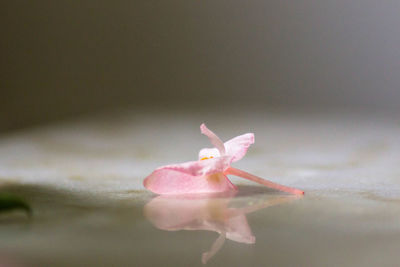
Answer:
1;0;400;131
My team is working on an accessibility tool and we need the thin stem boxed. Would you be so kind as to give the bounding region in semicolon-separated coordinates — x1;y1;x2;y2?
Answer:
225;167;304;195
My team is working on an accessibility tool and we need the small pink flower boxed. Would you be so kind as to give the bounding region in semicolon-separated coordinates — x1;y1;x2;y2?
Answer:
143;124;304;195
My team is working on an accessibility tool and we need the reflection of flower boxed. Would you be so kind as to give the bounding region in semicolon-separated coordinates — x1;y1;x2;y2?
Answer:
144;124;303;195
144;192;299;264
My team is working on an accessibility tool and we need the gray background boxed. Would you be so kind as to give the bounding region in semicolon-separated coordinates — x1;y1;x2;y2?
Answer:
1;0;399;131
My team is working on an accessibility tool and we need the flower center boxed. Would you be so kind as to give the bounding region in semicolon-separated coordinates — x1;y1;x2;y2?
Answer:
200;156;214;161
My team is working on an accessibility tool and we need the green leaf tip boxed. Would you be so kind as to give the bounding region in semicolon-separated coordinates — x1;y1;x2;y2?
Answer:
0;193;32;216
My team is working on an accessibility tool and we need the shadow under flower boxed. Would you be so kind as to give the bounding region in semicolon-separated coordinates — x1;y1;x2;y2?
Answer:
144;186;302;264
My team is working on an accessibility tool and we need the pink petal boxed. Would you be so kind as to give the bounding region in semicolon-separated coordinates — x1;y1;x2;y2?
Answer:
157;156;231;176
224;133;254;162
200;123;226;156
199;133;255;162
143;157;236;195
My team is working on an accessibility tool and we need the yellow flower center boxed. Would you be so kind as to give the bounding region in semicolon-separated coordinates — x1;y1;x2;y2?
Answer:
200;156;214;161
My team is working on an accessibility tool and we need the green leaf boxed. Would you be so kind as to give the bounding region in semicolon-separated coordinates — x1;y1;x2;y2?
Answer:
0;193;31;216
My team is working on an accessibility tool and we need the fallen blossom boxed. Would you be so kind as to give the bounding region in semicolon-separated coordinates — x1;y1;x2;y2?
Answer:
143;124;304;195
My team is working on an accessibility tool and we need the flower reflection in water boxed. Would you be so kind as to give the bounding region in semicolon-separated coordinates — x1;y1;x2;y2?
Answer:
144;188;301;264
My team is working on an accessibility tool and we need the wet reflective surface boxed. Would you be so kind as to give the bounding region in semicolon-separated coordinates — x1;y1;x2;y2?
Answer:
1;110;400;266
1;184;400;267
144;188;300;264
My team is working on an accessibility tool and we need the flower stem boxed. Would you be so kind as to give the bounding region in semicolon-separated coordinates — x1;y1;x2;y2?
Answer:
225;167;304;195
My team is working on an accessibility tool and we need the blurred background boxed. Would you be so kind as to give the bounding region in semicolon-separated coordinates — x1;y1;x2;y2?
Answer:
1;0;400;132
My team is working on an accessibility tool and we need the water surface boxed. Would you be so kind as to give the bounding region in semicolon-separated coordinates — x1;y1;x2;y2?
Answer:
0;184;399;267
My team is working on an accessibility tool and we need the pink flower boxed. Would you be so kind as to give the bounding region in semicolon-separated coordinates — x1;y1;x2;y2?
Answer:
143;124;304;195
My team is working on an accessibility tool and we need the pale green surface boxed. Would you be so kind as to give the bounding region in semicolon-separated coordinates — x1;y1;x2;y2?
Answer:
0;110;399;266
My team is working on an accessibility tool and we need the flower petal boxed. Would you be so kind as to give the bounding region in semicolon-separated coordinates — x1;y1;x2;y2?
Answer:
200;123;226;156
143;157;237;195
199;133;255;162
160;156;231;176
224;133;254;162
